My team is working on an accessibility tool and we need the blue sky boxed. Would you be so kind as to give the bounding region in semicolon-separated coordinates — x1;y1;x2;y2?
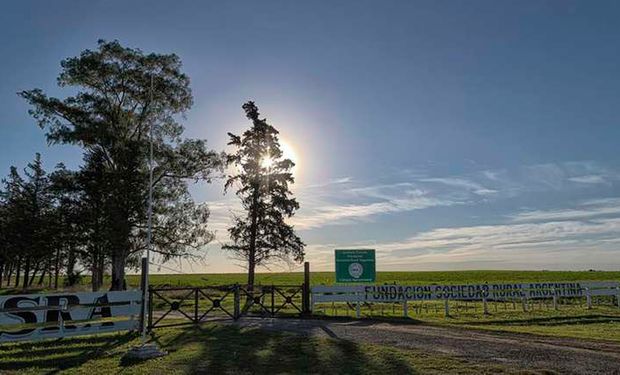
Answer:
2;1;620;272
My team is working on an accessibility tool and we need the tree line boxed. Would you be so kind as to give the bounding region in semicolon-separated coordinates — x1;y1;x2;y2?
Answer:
0;40;304;291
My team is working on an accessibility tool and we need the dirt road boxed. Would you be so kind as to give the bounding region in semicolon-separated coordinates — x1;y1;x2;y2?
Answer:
230;318;620;374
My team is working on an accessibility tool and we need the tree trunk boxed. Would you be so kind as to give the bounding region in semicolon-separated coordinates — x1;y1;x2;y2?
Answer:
247;184;259;289
54;248;61;289
4;262;13;287
37;267;47;285
247;259;255;287
110;253;126;291
37;259;49;285
13;257;20;288
0;261;4;288
91;262;99;292
29;260;41;286
66;248;76;286
97;253;105;290
22;257;31;289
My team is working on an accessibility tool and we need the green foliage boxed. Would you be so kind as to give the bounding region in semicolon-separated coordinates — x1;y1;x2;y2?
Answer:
18;40;222;290
223;102;304;286
0;154;64;289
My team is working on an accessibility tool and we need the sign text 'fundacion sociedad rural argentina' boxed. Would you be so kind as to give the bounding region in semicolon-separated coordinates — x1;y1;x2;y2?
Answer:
363;282;597;302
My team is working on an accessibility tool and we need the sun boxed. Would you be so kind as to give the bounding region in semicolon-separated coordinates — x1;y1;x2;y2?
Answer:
260;139;298;172
260;154;274;169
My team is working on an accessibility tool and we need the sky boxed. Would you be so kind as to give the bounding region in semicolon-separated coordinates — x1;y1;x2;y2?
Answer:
1;0;620;273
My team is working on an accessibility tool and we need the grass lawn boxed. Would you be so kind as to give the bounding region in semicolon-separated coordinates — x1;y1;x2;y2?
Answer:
0;324;521;374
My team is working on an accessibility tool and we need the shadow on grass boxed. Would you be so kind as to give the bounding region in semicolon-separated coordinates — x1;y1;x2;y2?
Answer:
0;332;136;372
140;324;418;374
459;314;620;327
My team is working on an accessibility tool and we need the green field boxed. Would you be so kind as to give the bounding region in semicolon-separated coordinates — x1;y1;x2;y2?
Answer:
5;270;617;292
129;270;620;288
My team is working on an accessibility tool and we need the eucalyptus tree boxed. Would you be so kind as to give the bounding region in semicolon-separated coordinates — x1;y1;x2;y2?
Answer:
224;102;305;288
20;40;221;290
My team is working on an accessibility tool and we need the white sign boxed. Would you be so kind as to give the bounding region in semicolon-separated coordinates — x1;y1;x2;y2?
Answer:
0;291;141;342
312;281;620;303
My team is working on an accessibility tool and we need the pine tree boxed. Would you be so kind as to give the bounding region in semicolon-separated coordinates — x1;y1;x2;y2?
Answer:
224;101;305;288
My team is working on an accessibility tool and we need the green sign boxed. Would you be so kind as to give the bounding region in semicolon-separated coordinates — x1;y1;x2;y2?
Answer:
335;249;376;283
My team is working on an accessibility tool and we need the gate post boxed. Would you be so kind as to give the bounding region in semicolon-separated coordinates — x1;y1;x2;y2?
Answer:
194;288;199;323
302;262;311;315
271;285;275;317
148;288;153;331
139;257;148;332
234;284;240;320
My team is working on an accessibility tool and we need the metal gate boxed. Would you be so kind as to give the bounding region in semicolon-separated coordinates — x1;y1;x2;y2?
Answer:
148;284;306;330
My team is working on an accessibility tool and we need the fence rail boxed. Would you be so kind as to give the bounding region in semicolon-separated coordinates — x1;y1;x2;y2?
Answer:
312;281;620;318
148;284;307;330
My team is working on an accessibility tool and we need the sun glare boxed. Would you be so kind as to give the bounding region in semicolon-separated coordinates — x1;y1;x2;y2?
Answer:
260;139;298;173
260;155;274;169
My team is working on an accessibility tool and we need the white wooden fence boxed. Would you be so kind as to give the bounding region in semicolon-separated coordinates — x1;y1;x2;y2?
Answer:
311;281;620;318
0;290;142;342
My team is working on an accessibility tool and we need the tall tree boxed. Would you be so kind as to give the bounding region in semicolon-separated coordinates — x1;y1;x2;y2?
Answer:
224;101;305;288
20;40;221;290
0;155;55;289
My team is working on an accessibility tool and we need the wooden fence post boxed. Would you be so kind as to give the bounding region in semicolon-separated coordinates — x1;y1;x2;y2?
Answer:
194;288;199;323
444;299;450;318
552;288;558;310
234;284;240;320
271;285;275;317
586;287;592;309
302;262;310;315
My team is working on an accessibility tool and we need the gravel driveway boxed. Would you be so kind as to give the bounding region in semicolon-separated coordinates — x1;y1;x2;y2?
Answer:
229;317;620;374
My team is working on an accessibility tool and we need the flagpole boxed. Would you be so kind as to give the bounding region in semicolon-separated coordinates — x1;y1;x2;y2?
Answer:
141;74;155;346
124;73;165;360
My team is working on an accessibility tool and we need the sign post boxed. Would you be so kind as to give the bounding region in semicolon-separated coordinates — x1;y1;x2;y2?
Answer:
335;249;376;283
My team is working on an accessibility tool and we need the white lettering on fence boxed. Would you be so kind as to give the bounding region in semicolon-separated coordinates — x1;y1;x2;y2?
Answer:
0;291;141;342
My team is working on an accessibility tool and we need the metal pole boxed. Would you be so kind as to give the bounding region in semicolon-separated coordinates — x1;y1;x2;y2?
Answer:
140;74;155;346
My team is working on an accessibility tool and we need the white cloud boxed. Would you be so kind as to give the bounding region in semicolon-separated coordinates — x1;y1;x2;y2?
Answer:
292;190;459;230
419;177;497;196
569;175;606;184
510;198;620;223
304;217;620;270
